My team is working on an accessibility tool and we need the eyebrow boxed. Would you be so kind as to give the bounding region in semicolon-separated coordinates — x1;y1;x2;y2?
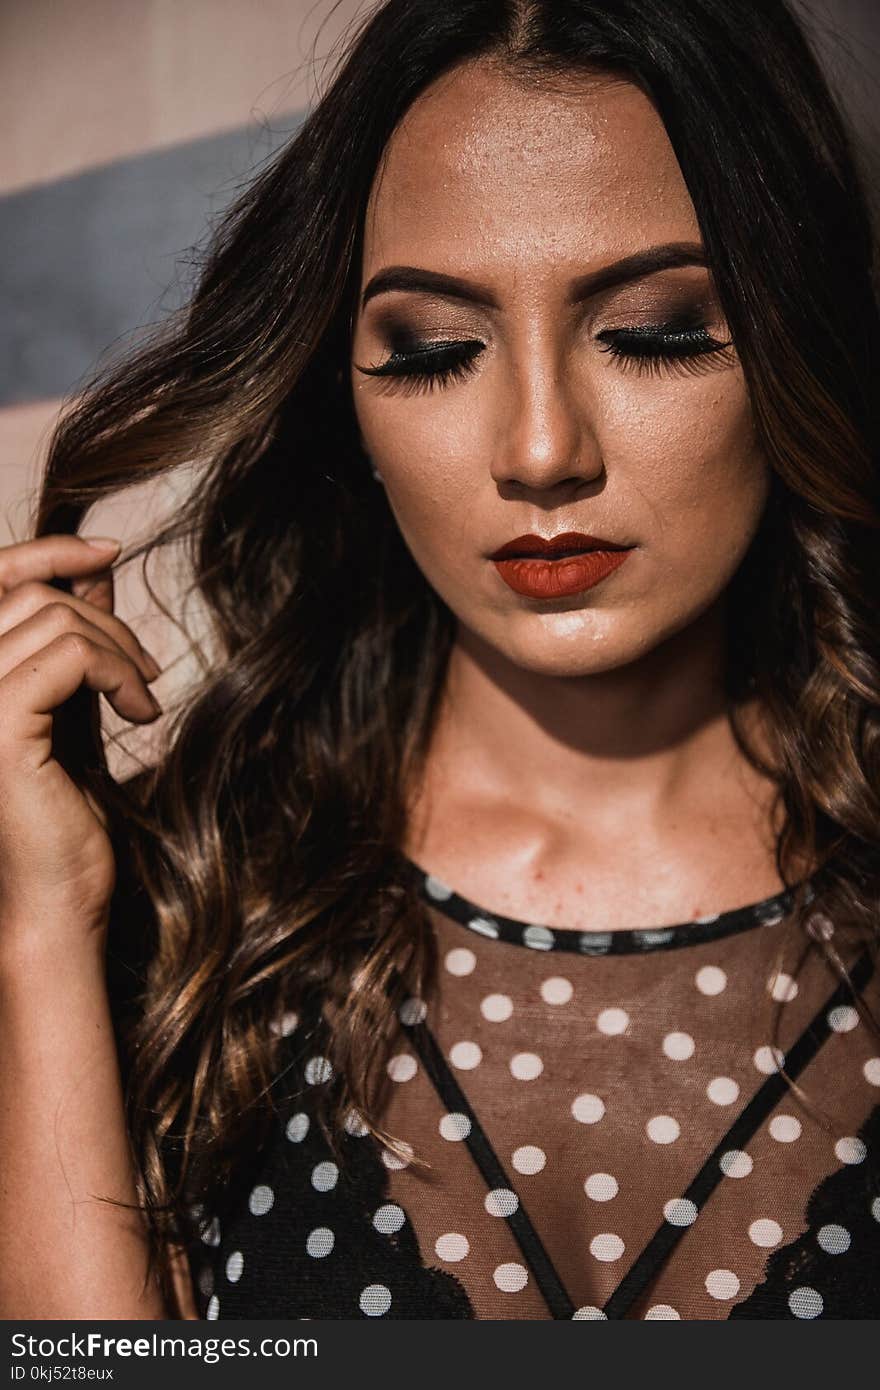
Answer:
359;241;708;311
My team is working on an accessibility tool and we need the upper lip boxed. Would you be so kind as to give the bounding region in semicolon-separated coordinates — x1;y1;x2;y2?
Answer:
489;531;630;560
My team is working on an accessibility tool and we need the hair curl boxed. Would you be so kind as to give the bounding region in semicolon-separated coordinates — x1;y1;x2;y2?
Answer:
31;0;880;1309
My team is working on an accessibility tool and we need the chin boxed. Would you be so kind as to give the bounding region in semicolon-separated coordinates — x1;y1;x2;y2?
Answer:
476;608;644;678
472;594;713;679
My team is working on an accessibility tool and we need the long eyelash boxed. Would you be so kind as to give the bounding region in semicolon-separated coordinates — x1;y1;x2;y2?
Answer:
353;341;484;396
597;326;736;378
352;325;736;395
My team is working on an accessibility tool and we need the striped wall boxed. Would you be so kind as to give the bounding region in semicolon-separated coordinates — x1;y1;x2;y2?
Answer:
0;0;877;769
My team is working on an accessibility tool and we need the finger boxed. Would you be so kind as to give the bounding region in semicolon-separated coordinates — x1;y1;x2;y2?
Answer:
0;586;160;683
0;606;161;724
0;633;161;762
0;535;121;597
70;566;114;612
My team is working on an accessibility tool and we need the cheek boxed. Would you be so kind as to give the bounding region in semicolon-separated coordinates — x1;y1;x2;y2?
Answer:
600;373;769;568
354;396;488;554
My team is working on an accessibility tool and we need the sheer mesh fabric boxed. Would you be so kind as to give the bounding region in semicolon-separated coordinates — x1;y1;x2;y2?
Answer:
192;862;880;1320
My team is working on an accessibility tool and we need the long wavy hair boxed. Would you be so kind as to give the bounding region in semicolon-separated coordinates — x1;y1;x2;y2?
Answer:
32;0;880;1306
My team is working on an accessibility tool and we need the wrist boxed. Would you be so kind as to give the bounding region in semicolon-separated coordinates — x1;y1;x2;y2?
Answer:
0;919;107;990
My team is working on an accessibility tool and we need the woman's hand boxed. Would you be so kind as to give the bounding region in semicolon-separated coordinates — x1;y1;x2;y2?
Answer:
0;534;162;949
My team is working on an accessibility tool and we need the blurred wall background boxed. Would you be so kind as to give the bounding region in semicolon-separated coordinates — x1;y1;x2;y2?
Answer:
0;0;367;768
0;0;878;766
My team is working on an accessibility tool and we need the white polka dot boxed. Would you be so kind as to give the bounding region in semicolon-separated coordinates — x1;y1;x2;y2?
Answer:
864;1057;880;1086
286;1112;310;1143
343;1108;369;1137
645;1304;681;1319
485;1189;519;1217
445;947;476;976
789;1286;823;1318
768;971;798;1002
705;1269;740;1300
481;993;513;1022
386;1053;417;1082
200;1216;221;1246
646;1114;680;1144
572;1093;605;1124
585;1173;619;1201
835;1136;866;1164
510;1052;543;1080
817;1223;850;1254
399;997;427;1026
663;1031;695;1060
248;1185;274;1216
769;1114;802;1143
541;976;573;1005
494;1262;528;1292
225;1251;244;1283
523;925;555;950
720;1149;753;1178
373;1204;405;1235
749;1218;783;1247
707;1076;740;1106
597;1007;629;1035
449;1040;482;1070
425;874;453;900
197;1266;213;1297
311;1161;338;1192
270;1010;299;1037
304;1055;333;1085
468;915;499;939
590;1233;625;1262
206;1294;220;1320
664;1198;697;1227
579;931;614;953
828;1005;859;1033
573;1306;607;1319
753;1045;785;1075
306;1227;335;1258
512;1145;546;1174
435;1233;469;1262
696;965;727;996
381;1142;413;1170
359;1284;392;1317
439;1112;471;1141
871;1197;880;1223
806;912;834;941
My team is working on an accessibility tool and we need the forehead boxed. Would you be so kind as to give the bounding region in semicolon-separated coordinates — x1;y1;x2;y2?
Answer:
361;61;700;278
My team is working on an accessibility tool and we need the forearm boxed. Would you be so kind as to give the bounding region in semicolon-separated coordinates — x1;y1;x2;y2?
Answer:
0;935;170;1318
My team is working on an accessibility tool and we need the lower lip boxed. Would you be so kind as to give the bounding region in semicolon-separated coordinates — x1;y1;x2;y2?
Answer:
491;549;633;598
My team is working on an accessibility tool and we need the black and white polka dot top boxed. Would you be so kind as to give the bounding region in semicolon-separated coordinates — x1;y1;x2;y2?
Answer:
190;857;880;1320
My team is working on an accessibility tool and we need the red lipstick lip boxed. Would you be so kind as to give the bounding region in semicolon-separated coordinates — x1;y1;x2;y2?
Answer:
489;531;629;560
488;532;634;599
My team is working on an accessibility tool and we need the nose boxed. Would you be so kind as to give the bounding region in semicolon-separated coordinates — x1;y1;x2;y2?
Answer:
490;346;604;496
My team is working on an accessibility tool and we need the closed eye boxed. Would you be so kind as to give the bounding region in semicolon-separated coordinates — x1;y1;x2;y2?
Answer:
597;323;736;377
353;339;485;396
353;320;735;396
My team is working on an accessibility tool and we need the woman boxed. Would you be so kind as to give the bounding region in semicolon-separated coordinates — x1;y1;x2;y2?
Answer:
0;0;878;1321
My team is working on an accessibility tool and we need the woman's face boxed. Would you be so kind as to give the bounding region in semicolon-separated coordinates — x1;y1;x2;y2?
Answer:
350;61;769;677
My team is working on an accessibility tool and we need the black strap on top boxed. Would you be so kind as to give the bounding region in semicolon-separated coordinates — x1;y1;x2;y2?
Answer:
407;1018;576;1319
407;945;876;1320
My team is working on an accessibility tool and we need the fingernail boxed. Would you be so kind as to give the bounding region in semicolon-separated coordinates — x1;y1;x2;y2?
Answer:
82;535;122;552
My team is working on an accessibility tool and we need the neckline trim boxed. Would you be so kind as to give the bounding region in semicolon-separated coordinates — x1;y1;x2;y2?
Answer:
402;854;812;955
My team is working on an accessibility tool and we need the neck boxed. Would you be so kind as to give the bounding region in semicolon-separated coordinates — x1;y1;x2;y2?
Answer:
413;597;774;834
